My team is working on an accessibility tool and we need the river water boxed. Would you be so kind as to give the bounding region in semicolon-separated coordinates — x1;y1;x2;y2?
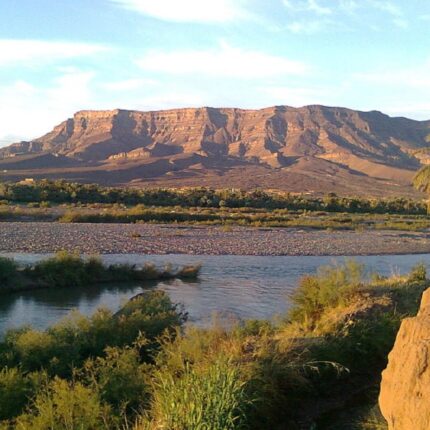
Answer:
1;253;430;336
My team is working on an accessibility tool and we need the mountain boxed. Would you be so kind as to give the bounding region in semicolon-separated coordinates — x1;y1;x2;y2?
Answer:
1;105;430;196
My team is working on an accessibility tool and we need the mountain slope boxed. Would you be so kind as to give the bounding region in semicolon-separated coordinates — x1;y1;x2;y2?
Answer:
1;105;429;196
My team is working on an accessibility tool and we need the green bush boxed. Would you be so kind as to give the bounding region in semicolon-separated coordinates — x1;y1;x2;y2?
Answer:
0;368;43;420
82;346;149;414
0;291;185;376
15;377;112;430
288;260;365;326
0;260;426;429
408;262;427;282
20;252;200;289
0;257;18;286
141;360;249;430
27;251;97;288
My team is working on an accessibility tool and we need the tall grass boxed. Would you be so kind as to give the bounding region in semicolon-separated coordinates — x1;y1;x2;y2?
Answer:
138;360;248;430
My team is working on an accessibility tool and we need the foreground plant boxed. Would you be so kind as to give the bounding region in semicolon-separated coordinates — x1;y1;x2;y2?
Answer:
137;359;249;430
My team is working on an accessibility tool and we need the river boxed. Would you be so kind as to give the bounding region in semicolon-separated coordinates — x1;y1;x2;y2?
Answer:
1;253;430;336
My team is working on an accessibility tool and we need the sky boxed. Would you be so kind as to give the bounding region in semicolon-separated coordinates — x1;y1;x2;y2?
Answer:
1;0;430;145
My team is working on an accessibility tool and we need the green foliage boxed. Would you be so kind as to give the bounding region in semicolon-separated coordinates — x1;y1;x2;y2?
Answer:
408;262;427;282
0;291;186;376
82;346;149;414
288;260;365;326
0;179;426;215
141;360;249;430
312;312;402;374
17;252;200;291
0;257;18;286
0;179;429;230
0;261;428;429
0;368;43;420
27;251;102;288
15;377;112;430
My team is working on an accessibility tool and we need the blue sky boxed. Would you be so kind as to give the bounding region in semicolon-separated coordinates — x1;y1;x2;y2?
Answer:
1;0;429;145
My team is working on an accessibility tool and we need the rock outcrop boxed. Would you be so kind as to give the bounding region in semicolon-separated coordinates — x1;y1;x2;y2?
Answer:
379;288;430;430
0;105;429;195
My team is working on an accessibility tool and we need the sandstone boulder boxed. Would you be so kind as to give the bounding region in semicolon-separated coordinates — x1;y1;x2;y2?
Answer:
379;288;430;430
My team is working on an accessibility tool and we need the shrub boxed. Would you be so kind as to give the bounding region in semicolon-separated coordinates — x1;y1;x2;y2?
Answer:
21;252;199;289
11;330;56;371
140;360;249;430
15;377;112;430
0;368;43;420
27;251;94;288
82;346;150;414
408;262;427;282
1;291;186;376
288;260;365;327
0;257;18;286
115;291;187;342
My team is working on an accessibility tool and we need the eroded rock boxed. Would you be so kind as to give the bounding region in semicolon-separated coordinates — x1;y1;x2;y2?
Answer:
379;288;430;430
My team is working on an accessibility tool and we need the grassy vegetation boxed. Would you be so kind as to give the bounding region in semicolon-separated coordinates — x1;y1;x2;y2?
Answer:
0;179;426;215
0;261;427;429
1;200;430;231
0;251;200;294
0;180;429;231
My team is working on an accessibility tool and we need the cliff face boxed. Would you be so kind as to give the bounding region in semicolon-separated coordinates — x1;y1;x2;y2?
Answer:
379;288;430;430
0;105;429;194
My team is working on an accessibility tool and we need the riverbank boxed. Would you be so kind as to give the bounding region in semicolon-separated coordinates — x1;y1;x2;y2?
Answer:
0;261;427;429
1;222;429;255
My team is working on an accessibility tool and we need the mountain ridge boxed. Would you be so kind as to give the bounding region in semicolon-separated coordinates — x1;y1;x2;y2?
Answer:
1;105;429;196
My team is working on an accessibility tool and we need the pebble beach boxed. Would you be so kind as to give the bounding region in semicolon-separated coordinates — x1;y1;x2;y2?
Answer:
1;222;430;256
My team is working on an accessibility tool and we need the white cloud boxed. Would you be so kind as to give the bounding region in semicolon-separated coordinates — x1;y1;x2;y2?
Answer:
369;1;408;28
392;18;408;28
339;0;359;13
381;102;430;121
259;85;334;107
0;39;108;67
101;78;159;91
352;61;430;119
287;20;327;34
136;43;309;78
0;70;98;144
355;60;430;89
109;0;250;23
136;92;207;110
371;1;403;17
283;0;332;15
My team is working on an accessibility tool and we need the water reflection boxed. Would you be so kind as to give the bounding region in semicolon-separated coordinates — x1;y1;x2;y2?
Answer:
0;253;430;335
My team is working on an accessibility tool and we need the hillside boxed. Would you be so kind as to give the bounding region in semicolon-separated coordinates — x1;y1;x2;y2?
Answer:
1;105;430;196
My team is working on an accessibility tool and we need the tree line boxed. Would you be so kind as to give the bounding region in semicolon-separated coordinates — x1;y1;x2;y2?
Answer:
0;179;426;215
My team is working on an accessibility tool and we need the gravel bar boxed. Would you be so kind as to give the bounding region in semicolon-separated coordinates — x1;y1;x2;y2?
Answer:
1;222;430;256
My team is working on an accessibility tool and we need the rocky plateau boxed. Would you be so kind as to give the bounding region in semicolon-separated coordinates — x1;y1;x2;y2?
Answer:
1;105;430;196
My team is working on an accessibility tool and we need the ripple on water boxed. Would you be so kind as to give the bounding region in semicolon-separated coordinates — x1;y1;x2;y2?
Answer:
0;253;430;335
